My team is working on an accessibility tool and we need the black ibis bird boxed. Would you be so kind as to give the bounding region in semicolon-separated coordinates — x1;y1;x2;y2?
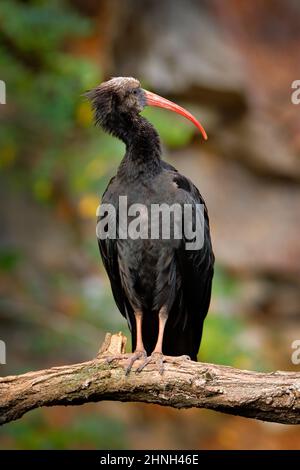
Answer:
87;77;214;374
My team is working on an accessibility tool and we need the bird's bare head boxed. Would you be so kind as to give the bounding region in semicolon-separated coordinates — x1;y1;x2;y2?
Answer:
85;77;145;126
86;76;207;140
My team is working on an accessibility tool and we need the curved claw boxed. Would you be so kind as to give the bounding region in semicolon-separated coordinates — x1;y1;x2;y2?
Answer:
125;350;147;376
136;352;165;375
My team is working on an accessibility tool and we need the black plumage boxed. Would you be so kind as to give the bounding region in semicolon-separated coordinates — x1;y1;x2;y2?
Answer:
87;77;214;372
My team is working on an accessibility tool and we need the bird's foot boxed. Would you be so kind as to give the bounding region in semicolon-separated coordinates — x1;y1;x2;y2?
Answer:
136;351;166;375
136;353;191;375
105;351;191;376
105;350;147;375
124;350;147;376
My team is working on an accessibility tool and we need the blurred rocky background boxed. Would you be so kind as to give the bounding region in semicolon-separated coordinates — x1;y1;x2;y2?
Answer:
0;0;299;449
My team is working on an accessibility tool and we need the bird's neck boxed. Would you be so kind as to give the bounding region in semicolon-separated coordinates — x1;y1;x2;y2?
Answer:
107;113;162;179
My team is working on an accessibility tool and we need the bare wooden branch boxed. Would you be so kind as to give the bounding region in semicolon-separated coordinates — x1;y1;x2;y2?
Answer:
1;332;299;426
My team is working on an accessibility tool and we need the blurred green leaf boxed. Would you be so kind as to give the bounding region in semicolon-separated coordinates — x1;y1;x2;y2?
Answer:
0;408;127;449
142;107;195;148
0;247;22;271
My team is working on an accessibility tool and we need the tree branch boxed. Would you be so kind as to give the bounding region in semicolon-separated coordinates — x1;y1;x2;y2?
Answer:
1;332;300;426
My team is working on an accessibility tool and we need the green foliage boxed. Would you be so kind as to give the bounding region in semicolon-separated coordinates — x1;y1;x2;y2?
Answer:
142;107;195;148
0;247;22;271
201;313;248;367
212;265;239;298
0;409;127;449
67;133;124;198
0;0;100;201
0;1;90;53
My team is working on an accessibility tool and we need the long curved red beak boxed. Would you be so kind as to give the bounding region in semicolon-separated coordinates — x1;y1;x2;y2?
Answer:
143;89;207;141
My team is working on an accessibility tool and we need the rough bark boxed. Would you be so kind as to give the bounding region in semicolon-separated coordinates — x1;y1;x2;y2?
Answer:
0;332;299;426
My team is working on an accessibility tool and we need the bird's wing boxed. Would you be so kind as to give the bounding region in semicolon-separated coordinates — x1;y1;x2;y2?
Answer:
166;170;214;359
161;160;178;172
97;177;134;330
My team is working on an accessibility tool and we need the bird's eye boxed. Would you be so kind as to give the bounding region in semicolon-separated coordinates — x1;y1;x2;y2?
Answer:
133;89;138;95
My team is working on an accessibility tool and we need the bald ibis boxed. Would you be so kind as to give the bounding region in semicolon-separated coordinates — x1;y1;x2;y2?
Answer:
87;77;214;374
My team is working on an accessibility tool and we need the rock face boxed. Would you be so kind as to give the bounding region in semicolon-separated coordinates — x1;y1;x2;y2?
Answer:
173;148;300;277
102;0;300;315
109;0;246;96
